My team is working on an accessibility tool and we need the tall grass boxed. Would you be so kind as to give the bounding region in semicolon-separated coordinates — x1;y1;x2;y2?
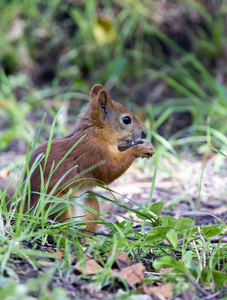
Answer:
0;1;227;297
1;0;226;155
1;113;227;294
1;144;227;295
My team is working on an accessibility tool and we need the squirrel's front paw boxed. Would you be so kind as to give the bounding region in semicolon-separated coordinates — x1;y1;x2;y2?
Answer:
134;140;155;158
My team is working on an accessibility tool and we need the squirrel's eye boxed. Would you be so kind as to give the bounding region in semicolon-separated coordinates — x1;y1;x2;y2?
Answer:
122;116;131;125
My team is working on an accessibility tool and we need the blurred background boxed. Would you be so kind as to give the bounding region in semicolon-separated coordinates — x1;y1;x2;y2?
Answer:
0;0;227;164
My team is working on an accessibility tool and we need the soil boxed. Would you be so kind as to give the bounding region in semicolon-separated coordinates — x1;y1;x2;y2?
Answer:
1;143;227;299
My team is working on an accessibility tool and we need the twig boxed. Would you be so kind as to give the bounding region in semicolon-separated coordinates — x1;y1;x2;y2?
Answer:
184;273;210;297
198;226;207;268
113;211;144;224
74;226;140;240
204;291;220;299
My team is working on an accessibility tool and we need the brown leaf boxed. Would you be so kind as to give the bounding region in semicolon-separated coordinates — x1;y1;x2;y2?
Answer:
159;267;174;274
0;169;10;178
119;263;145;285
213;205;227;215
56;250;64;260
75;259;103;275
115;252;131;269
143;283;174;299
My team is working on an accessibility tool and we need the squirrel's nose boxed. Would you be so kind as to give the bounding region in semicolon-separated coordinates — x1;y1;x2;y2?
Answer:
141;131;146;139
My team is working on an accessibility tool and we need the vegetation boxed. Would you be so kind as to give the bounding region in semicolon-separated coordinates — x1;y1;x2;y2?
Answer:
0;0;227;299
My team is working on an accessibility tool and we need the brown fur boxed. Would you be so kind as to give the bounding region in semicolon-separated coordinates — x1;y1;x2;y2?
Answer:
19;85;155;232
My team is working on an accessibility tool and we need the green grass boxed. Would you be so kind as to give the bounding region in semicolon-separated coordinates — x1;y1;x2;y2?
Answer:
1;173;227;298
0;115;227;299
1;0;227;151
1;0;227;299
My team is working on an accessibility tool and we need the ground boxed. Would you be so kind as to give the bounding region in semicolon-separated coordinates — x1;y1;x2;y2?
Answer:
1;144;227;299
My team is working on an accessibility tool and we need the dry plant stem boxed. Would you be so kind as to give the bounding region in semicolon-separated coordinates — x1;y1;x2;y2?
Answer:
184;273;210;297
198;226;206;269
190;240;202;282
22;253;38;271
113;211;145;224
73;226;138;240
204;291;221;300
4;206;16;233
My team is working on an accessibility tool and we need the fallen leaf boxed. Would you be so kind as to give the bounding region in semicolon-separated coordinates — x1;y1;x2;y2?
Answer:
0;169;10;178
75;259;103;275
115;214;125;223
213;206;227;215
56;250;64;260
159;267;174;274
115;252;131;269
119;263;145;285
80;283;99;294
93;14;117;45
143;283;174;299
37;260;55;267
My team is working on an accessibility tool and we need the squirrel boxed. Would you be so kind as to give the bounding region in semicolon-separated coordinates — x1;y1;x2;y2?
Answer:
7;85;155;234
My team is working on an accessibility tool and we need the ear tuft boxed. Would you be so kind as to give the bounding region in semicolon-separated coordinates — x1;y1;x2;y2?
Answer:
99;90;108;108
91;84;104;100
97;89;113;120
98;89;112;107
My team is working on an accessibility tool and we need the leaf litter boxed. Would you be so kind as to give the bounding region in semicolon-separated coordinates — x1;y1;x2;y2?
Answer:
0;150;227;299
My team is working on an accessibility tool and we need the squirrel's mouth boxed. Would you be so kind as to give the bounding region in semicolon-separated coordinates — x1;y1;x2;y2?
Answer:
117;138;145;152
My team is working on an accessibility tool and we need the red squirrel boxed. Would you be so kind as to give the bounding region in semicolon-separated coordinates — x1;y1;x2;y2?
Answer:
22;84;155;233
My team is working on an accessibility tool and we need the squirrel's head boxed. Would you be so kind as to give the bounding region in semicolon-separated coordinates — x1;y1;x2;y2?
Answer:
87;84;147;151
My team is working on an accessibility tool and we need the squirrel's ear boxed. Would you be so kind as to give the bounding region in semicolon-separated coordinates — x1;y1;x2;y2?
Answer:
90;84;104;100
97;89;114;120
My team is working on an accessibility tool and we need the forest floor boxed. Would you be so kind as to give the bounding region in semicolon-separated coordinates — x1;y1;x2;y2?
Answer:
1;145;227;299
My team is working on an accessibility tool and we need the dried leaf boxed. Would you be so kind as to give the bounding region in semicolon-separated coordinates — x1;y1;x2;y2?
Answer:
0;169;10;178
37;260;54;267
56;250;64;260
119;263;145;285
115;252;131;269
93;15;117;45
143;283;174;299
158;268;174;274
75;259;103;275
213;206;227;215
